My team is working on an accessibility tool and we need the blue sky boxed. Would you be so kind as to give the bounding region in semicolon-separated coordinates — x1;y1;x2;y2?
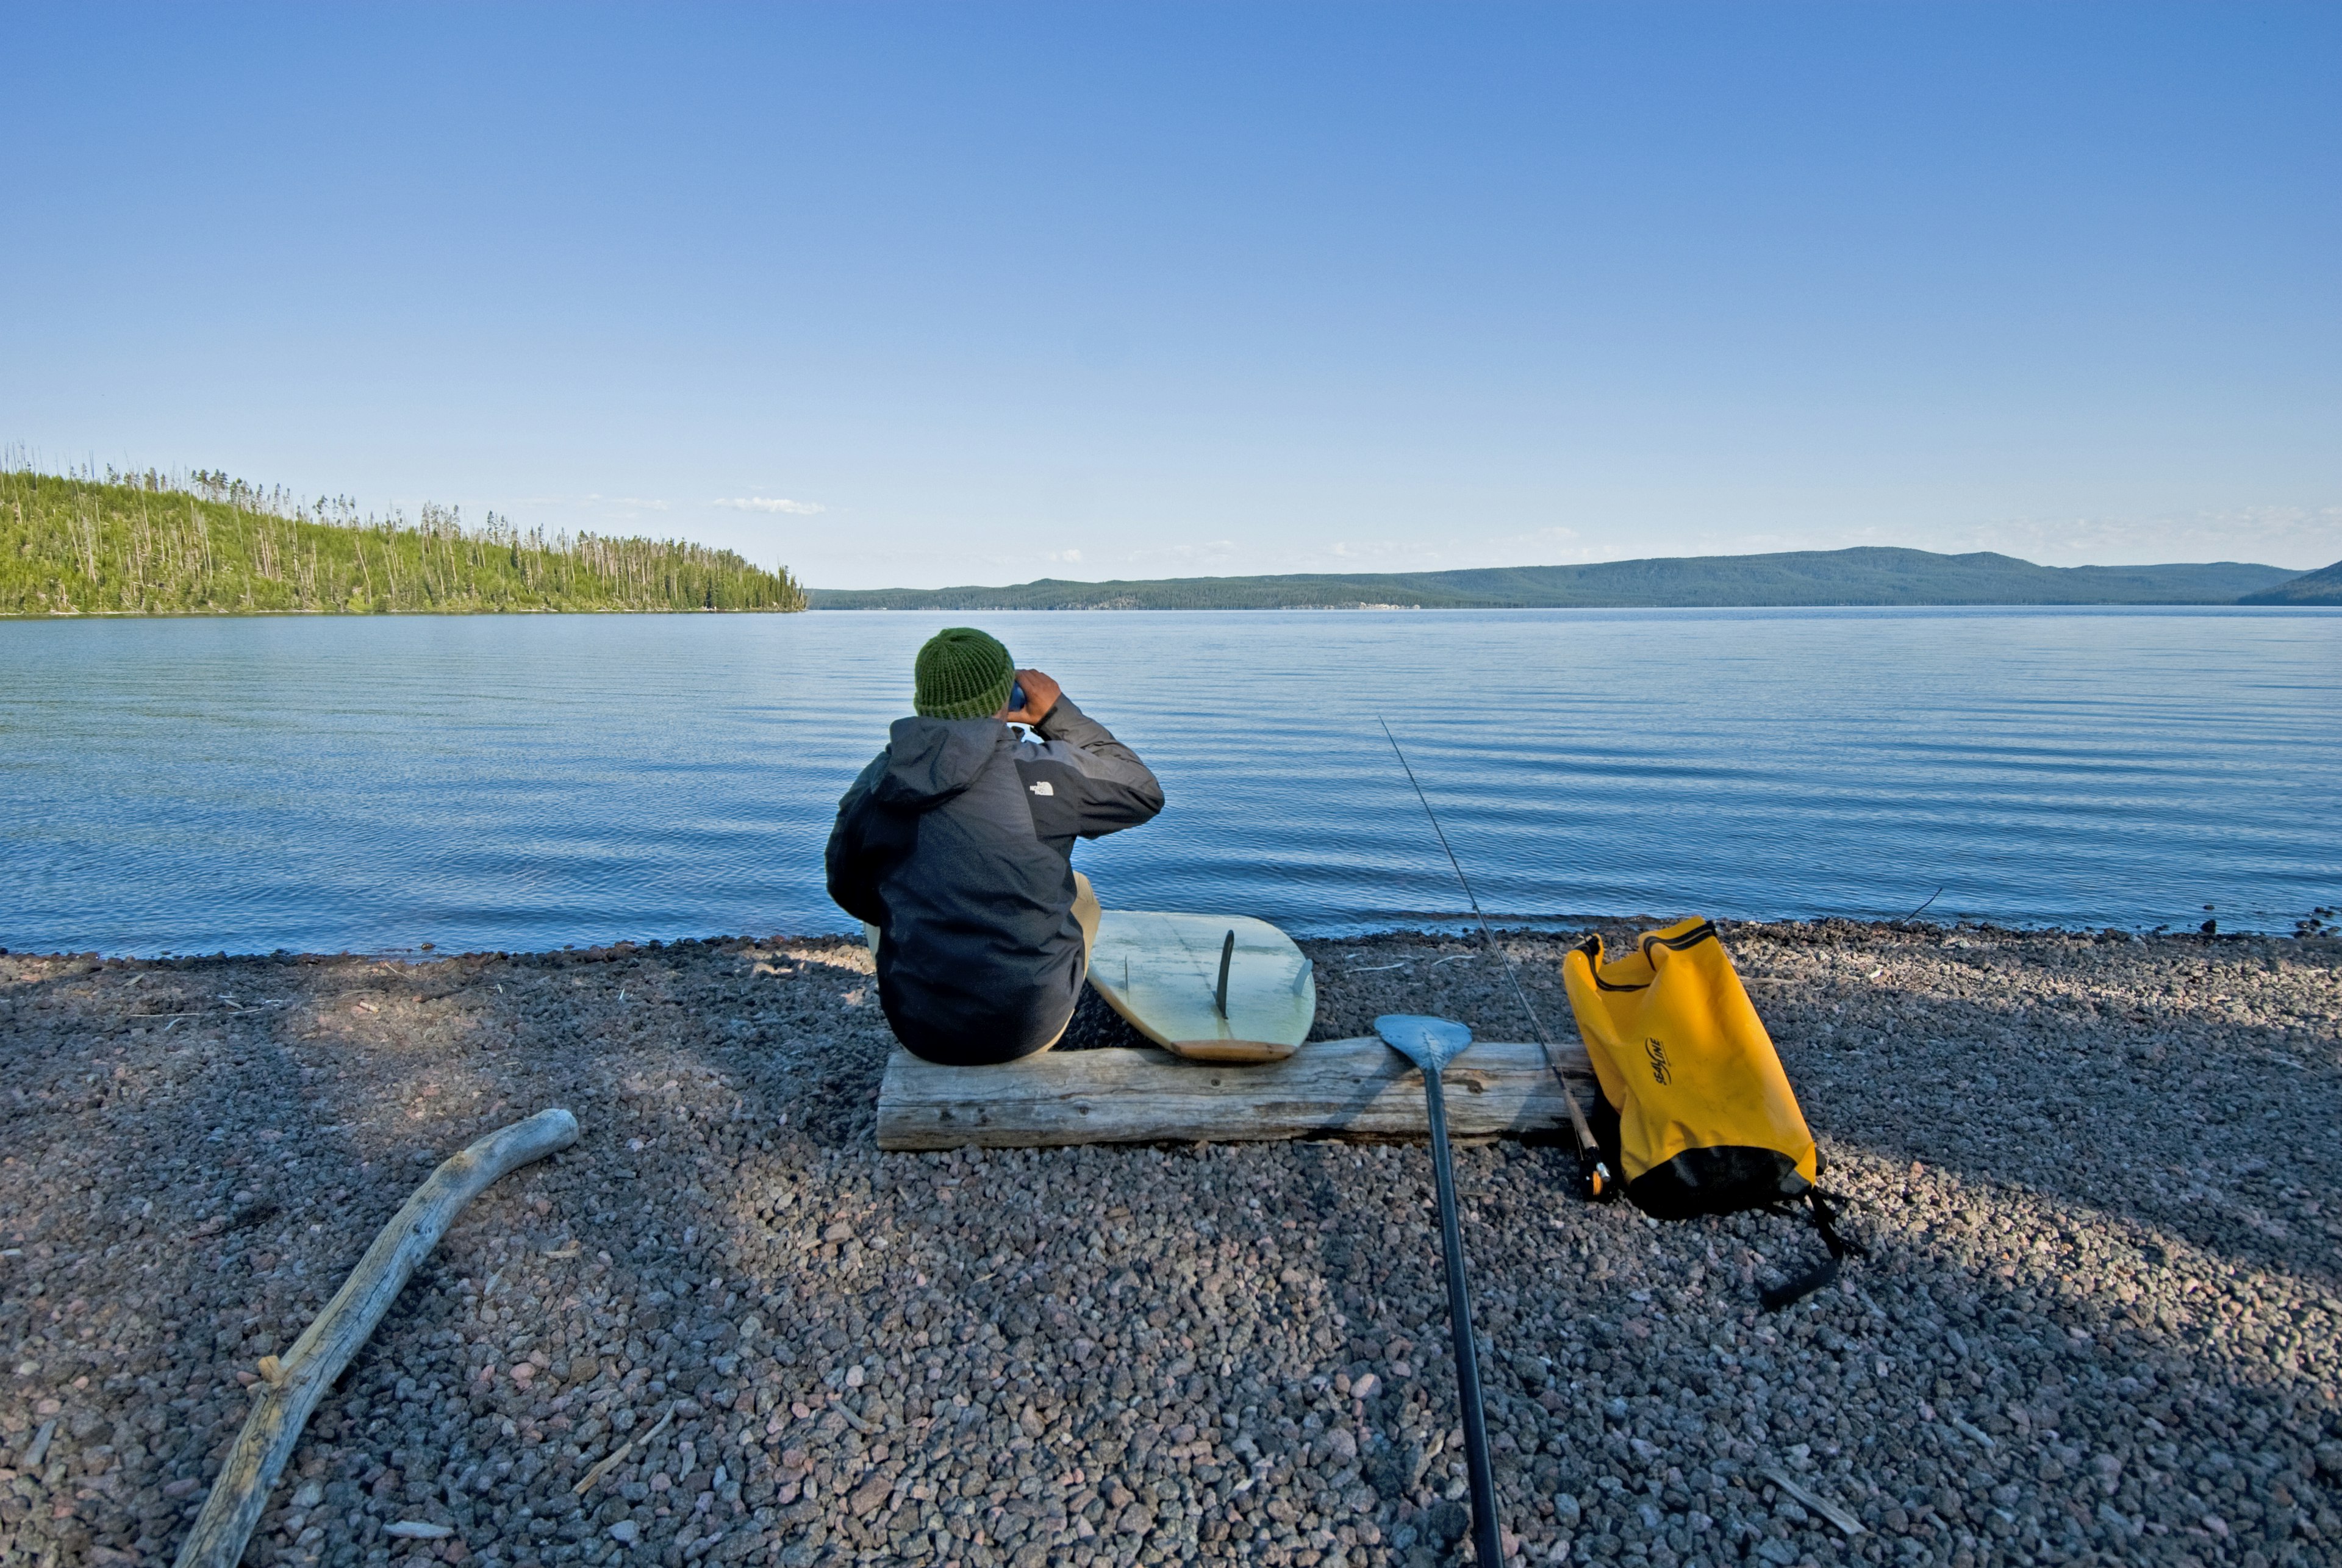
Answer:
4;4;2336;586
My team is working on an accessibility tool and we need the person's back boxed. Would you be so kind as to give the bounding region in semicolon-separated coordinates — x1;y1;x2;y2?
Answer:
825;628;1163;1064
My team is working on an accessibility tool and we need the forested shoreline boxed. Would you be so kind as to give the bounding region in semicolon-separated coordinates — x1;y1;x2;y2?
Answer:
1;467;805;616
809;548;2318;610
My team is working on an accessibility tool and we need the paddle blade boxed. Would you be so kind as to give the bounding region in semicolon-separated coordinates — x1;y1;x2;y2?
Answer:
1373;1014;1474;1072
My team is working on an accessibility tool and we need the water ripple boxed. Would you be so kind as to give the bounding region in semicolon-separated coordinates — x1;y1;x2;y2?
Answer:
1;606;2337;953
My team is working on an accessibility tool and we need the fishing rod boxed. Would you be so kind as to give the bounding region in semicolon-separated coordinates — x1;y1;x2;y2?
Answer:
1379;718;1613;1201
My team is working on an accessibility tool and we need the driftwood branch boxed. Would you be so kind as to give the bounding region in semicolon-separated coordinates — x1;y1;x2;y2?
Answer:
173;1109;580;1568
573;1402;675;1498
1761;1465;1867;1536
876;1037;1596;1150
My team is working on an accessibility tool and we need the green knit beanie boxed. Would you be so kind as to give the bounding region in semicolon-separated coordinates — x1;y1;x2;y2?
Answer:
913;627;1015;719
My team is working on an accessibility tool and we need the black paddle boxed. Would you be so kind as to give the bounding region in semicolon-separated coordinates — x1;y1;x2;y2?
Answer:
1375;1013;1503;1567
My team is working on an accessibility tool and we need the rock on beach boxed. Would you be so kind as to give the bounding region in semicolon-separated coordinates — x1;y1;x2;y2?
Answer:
1;921;2337;1567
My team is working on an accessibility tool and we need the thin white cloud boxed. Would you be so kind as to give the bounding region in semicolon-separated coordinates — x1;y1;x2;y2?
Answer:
507;493;671;512
1941;506;2341;571
1316;538;1459;568
1127;539;1244;568
1044;548;1083;565
714;496;826;516
1662;506;2342;570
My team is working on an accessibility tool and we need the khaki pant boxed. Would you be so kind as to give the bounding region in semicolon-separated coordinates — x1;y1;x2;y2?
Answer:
864;872;1101;1054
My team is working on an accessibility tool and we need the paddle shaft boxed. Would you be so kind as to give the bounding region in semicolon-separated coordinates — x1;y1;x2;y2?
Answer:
1422;1067;1504;1568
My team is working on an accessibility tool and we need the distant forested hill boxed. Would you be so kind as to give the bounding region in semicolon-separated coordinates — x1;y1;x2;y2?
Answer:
2;467;805;616
807;546;2297;610
2239;559;2342;606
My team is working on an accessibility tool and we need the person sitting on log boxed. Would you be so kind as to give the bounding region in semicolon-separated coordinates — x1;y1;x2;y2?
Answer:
825;627;1164;1065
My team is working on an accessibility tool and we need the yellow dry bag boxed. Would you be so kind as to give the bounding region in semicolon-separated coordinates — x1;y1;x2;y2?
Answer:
1562;917;1859;1307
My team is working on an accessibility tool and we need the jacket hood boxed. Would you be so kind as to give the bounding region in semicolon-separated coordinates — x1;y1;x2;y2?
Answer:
873;715;1005;809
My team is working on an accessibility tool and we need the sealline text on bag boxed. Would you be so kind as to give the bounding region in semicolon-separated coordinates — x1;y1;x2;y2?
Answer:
1561;917;1861;1308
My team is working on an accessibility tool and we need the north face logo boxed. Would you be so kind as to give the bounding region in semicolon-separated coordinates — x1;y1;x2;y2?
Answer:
1644;1036;1671;1085
1029;781;1054;796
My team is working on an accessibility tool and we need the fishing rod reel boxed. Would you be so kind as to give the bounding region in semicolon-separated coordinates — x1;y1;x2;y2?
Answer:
1577;1148;1616;1203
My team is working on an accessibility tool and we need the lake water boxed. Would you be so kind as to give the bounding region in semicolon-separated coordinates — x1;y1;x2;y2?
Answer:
2;607;2337;956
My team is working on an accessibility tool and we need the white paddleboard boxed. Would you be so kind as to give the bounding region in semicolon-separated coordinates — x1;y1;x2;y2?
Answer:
1088;911;1317;1063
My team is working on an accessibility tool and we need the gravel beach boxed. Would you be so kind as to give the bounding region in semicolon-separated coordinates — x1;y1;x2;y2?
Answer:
3;921;2338;1568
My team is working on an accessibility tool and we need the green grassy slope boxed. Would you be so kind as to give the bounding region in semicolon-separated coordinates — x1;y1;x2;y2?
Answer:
2;469;805;616
807;546;2297;610
2238;559;2342;605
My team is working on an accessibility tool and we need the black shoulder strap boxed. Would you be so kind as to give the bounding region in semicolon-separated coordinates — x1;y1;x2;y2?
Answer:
1759;1190;1867;1311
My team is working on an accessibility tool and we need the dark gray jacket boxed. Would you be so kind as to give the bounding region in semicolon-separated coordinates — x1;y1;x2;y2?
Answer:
825;698;1163;1064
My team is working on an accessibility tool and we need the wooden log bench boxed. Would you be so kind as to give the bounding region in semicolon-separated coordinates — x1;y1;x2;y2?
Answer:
875;1036;1599;1151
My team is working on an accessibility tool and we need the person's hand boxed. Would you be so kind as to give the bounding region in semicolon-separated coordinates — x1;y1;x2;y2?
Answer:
1001;667;1062;725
